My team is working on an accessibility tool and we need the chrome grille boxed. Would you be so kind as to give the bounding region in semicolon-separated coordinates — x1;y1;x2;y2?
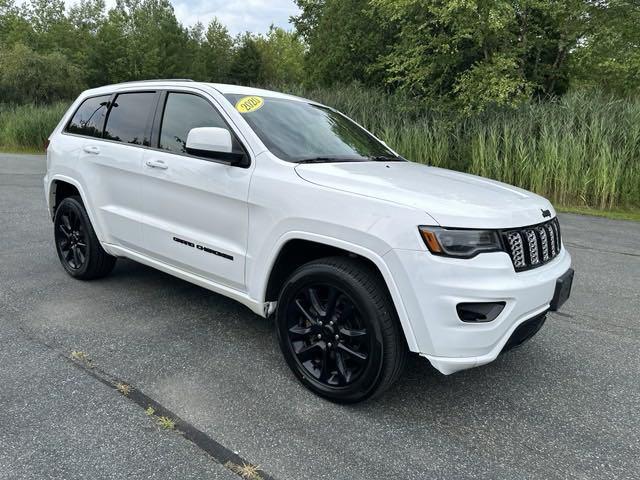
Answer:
502;218;562;271
525;229;540;265
506;231;526;269
536;226;550;261
547;223;556;256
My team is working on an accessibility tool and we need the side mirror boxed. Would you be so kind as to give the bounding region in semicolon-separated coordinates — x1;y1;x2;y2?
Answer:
185;127;246;166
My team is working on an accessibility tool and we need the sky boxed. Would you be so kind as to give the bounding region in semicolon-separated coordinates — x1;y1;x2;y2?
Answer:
169;0;300;35
26;0;302;36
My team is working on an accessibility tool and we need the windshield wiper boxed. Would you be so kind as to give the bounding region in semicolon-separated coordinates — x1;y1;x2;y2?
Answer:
368;155;406;162
294;156;367;164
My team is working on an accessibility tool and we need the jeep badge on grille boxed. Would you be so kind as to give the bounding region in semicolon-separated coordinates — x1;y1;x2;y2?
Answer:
541;209;551;218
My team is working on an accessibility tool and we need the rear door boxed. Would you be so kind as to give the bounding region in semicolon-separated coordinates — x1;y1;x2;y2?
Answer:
137;90;253;290
73;91;158;251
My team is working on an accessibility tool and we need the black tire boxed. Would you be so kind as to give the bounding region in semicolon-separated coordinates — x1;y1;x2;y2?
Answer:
53;196;116;280
276;256;407;403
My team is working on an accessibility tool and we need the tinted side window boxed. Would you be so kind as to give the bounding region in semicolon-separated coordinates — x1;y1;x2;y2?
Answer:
159;93;242;154
66;95;110;138
103;92;156;145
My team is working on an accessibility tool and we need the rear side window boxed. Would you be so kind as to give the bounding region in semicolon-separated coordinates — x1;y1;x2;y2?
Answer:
159;93;242;154
66;95;110;138
103;92;156;145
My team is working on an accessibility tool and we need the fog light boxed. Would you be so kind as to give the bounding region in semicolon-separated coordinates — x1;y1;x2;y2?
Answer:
456;302;505;322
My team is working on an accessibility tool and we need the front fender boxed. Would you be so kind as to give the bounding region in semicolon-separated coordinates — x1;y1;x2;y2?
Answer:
253;230;420;352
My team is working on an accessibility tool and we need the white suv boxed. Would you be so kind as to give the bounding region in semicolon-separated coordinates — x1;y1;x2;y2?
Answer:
44;80;574;402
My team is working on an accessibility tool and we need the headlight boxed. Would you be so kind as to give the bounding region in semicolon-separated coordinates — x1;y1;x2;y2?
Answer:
418;226;502;258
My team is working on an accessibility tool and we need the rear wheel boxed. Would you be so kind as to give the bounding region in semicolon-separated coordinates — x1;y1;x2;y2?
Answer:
276;257;407;403
54;196;116;279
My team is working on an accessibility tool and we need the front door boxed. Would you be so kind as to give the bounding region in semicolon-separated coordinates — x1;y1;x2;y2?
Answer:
137;91;252;291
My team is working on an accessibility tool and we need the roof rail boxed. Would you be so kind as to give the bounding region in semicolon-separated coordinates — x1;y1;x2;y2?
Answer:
117;78;195;84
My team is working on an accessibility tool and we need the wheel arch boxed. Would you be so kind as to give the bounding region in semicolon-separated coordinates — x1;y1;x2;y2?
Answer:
47;175;105;241
49;177;81;219
260;233;419;352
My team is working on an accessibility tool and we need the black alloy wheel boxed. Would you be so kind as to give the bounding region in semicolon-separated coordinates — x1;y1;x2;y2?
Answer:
276;257;407;403
286;283;370;387
55;203;87;270
53;196;116;279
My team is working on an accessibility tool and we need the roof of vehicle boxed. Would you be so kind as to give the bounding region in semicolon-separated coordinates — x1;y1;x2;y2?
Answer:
80;79;312;104
207;83;306;100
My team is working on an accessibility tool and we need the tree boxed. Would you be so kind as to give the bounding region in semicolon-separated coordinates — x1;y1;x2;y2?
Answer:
290;0;323;43
257;26;305;85
68;0;106;33
88;0;191;84
66;0;106;70
2;0;638;110
0;42;84;103
2;0;302;92
229;33;264;85
88;6;130;84
201;18;234;82
371;0;585;111
0;0;32;48
293;0;393;86
22;0;77;55
570;0;640;95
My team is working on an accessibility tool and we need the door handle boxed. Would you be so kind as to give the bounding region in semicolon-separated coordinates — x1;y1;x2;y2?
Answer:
145;159;168;170
83;145;100;155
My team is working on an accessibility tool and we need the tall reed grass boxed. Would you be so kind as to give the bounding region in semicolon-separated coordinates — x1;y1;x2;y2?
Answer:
1;87;638;210
291;85;639;210
0;102;68;151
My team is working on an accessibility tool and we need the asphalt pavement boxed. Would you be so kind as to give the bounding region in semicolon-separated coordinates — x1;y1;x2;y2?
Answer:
1;153;638;479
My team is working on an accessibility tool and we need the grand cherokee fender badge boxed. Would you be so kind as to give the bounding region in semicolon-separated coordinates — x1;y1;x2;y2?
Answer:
173;237;233;261
541;209;551;218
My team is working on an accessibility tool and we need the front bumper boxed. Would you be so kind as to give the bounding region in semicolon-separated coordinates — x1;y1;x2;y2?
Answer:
383;245;572;375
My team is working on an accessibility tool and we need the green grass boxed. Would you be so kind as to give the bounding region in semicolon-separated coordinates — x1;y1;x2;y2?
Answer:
557;206;640;222
156;416;175;430
1;87;639;217
289;85;640;212
0;145;45;153
0;102;68;152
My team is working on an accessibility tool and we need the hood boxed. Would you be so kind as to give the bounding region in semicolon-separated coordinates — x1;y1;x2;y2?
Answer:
295;161;555;229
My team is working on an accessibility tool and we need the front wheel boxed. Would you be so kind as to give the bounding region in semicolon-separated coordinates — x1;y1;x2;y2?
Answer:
276;257;407;403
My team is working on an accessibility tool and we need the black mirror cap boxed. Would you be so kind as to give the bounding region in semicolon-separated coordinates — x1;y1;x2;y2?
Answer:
185;147;249;167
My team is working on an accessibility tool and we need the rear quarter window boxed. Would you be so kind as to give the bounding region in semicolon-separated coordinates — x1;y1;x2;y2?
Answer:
66;95;111;138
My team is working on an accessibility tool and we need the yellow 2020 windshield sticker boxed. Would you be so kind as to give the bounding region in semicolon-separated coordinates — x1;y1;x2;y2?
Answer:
235;96;264;113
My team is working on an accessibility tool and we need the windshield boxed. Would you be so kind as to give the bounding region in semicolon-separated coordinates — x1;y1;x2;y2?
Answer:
224;94;401;162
